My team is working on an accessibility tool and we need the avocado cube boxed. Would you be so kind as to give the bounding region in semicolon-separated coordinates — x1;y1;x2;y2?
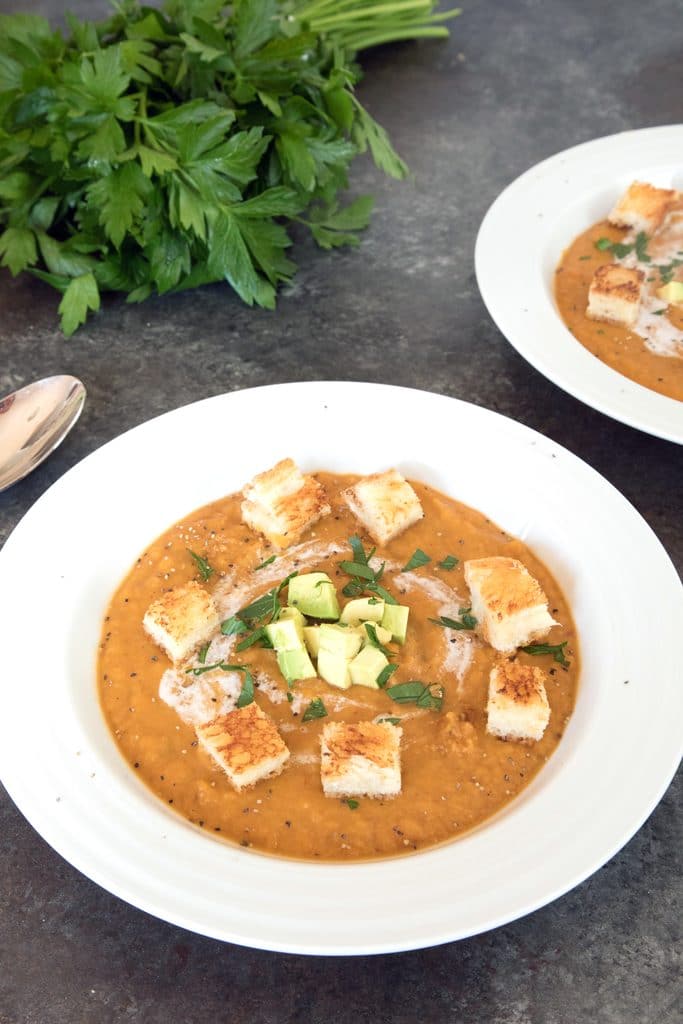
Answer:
319;623;362;660
359;623;393;648
287;572;340;620
381;604;410;644
339;597;385;626
265;616;304;651
279;606;306;628
348;646;388;689
277;647;317;684
303;625;321;659
317;648;351;689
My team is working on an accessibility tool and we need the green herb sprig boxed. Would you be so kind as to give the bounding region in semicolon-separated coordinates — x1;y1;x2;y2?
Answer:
340;535;398;604
187;548;214;582
0;0;459;334
386;680;443;710
429;608;477;631
184;660;255;706
302;696;328;722
522;641;570;668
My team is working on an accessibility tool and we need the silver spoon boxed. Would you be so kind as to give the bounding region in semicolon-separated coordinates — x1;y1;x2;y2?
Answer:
0;375;86;492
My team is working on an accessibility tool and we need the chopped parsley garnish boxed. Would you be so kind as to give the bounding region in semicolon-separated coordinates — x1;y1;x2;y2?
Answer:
653;308;667;316
344;799;360;810
255;555;276;571
378;716;401;725
235;626;273;652
340;536;398;604
595;237;634;259
364;623;392;658
401;549;431;572
386;681;444;711
302;697;328;722
437;555;459;570
197;642;210;665
522;641;570;667
185;661;254;704
429;608;477;631
234;667;255;708
376;663;399;688
187;549;214;582
239;572;298;625
634;231;651;263
221;615;248;636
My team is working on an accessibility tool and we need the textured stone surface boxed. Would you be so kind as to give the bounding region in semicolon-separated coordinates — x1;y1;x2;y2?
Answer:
0;0;681;1021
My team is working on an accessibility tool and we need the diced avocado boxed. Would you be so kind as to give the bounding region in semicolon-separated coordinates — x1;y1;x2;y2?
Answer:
277;647;317;683
358;622;393;648
287;572;340;620
657;280;683;305
348;646;388;689
317;648;351;689
303;625;321;659
265;615;304;651
279;606;306;628
381;604;410;644
319;623;362;659
339;597;385;625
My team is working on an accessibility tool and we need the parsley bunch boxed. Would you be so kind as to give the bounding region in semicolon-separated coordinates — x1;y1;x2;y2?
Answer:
0;0;459;334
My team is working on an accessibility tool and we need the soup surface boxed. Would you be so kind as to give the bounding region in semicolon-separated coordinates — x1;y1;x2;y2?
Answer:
98;474;579;861
555;213;683;402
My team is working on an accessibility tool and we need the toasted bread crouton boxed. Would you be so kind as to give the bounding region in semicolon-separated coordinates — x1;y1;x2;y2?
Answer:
587;264;644;327
143;581;220;664
608;181;678;235
464;557;558;653
241;458;331;548
320;720;402;798
487;660;550;742
196;702;290;790
343;469;423;546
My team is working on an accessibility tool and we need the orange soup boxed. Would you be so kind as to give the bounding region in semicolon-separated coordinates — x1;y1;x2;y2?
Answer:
555;208;683;402
98;474;579;861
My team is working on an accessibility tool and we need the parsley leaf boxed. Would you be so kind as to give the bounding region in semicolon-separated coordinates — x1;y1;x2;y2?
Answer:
255;555;276;570
57;272;101;337
187;549;214;582
429;610;477;631
339;537;398;605
437;555;459;570
344;798;359;810
522;641;570;667
402;549;431;572
364;623;392;658
376;663;399;688
386;681;444;711
302;697;328;722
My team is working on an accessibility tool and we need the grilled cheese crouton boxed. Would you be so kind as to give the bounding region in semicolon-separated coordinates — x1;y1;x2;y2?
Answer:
196;702;290;790
143;581;220;664
608;181;678;235
464;556;558;653
343;469;423;546
241;458;331;548
320;720;402;798
487;660;550;742
587;264;644;327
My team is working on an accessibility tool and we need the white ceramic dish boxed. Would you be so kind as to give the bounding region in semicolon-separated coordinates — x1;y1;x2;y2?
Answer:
475;125;683;444
0;382;681;955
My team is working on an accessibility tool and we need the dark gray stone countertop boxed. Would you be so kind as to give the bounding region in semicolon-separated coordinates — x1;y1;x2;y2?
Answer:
0;0;681;1021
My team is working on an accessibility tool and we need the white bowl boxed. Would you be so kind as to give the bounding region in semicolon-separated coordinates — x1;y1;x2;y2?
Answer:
475;125;683;444
0;382;680;953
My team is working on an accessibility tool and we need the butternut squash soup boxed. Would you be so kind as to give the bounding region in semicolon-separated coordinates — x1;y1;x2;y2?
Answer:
555;182;683;402
98;471;579;861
